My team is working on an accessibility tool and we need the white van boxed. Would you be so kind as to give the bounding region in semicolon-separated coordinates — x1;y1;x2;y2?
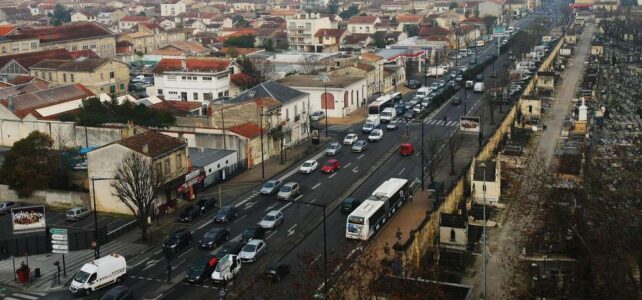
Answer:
474;82;485;93
69;254;127;296
415;87;431;98
380;107;396;123
362;116;380;133
211;254;241;283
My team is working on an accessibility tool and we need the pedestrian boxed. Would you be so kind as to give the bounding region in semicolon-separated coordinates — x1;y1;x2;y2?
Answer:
443;116;447;124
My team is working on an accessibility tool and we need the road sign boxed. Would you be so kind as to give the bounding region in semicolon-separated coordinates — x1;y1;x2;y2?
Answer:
51;234;68;241
52;244;69;251
50;228;67;235
51;240;68;245
50;228;69;254
52;249;68;254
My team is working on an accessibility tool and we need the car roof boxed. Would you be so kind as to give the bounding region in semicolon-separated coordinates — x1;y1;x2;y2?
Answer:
304;160;316;163
266;210;280;216
329;142;339;146
247;239;264;245
326;159;338;163
283;182;297;187
207;227;226;233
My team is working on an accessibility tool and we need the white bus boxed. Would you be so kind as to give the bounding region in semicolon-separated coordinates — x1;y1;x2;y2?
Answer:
368;95;394;117
346;178;410;240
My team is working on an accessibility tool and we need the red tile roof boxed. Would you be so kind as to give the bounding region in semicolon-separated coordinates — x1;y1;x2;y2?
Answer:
152;58;232;73
395;15;422;23
419;26;452;38
229;122;261;139
0;83;94;119
220;47;262;55
0;25;16;36
230;73;254;86
0;48;73;70
118;131;186;158
314;28;346;38
69;49;100;59
120;15;151;22
13;22;113;44
348;15;378;24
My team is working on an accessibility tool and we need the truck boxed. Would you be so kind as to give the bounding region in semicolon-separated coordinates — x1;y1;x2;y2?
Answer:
415;87;431;99
559;48;572;56
362;116;380;133
69;254;127;296
380;107;396;123
427;66;447;77
474;82;485;93
211;254;241;283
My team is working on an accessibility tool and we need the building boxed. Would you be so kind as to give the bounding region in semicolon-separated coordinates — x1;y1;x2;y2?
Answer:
286;13;336;53
151;57;234;102
478;1;502;17
87;131;189;215
470;159;501;205
347;15;381;34
0;83;95;120
161;0;186;17
0;49;74;80
439;211;468;252
518;95;542;123
301;0;329;12
11;22;116;58
185;147;239;192
536;71;555;91
118;15;153;32
30;57;130;95
0;35;40;56
117;24;187;54
277;74;367;118
313;29;347;53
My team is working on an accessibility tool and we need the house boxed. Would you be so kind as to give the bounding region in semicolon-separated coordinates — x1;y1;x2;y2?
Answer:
329;63;377;100
439;211;468;252
591;42;603;57
286;13;337;53
301;0;329;12
0;49;74;80
470;159;501;205
347;15;380;34
30;57;130;95
71;11;97;22
434;11;465;28
11;22;116;58
150;57;234;102
161;0;186;17
0;25;16;37
150;41;210;57
395;14;423;31
118;15;153;32
277;74;367;118
341;34;374;53
87;131;189;215
536;71;555;91
0;35;40;56
478;1;502;17
118;24;187;54
184;147;240;196
359;52;385;96
313;29;347;53
381;0;412;12
518;95;541;122
0;83;95;120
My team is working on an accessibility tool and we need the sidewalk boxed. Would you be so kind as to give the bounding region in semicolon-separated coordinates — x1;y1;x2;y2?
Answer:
327;107;367;125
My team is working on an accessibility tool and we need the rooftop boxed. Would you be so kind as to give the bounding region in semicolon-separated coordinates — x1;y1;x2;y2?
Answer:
473;160;497;182
13;22;113;44
348;15;378;24
152;57;232;74
229;122;261;139
440;212;467;228
188;147;236;167
0;48;73;70
118;131;186;158
278;75;364;89
229;81;307;105
0;84;94;119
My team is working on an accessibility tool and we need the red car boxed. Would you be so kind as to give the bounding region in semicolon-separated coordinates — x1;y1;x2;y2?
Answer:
321;159;340;173
400;143;414;156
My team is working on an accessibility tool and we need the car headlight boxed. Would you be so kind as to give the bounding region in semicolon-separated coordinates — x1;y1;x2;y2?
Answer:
208;241;214;245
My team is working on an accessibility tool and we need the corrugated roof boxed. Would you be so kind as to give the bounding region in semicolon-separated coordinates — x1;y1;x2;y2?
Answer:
229;81;307;105
188;147;236;168
0;49;73;70
0;83;94;118
0;81;48;100
13;22;113;44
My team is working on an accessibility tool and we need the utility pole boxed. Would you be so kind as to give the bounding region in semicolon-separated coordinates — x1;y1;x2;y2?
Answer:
481;162;488;300
319;73;330;138
259;111;265;179
90;177;114;259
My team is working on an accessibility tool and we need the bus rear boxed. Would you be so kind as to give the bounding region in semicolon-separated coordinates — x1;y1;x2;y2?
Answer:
346;200;385;240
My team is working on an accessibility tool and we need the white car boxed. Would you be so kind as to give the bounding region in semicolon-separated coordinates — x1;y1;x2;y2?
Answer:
413;104;423;114
239;239;267;263
343;133;358;145
258;210;284;229
368;129;384;142
299;160;318;174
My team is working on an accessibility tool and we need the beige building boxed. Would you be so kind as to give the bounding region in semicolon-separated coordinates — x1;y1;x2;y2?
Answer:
0;36;40;56
470;159;501;205
286;13;337;53
87;131;188;215
30;58;130;95
118;24;187;54
11;22;116;58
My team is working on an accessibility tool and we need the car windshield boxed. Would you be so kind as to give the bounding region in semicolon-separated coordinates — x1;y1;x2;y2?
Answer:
264;215;276;221
312;112;320;116
329;144;339;149
281;186;291;192
355;142;364;146
263;182;274;188
190;257;209;272
74;271;91;283
243;228;256;236
346;134;355;139
204;231;220;239
324;161;334;166
302;162;312;167
243;244;257;252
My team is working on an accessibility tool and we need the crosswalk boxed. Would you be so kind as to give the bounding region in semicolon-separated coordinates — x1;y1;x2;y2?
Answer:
0;290;46;300
0;240;147;291
426;120;460;127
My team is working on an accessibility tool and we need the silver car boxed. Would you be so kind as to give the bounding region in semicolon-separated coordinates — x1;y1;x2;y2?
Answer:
277;182;300;200
325;142;341;155
351;140;368;152
260;179;282;195
66;207;91;221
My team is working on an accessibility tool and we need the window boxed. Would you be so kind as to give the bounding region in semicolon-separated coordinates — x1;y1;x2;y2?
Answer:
48;73;52;81
168;91;178;95
218;92;223;98
70;74;74;82
12;45;18;52
203;93;213;101
100;73;104;80
202;76;212;81
90;44;96;49
366;27;370;33
163;158;170;174
120;83;125;91
71;45;78;51
167;75;176;81
1;47;5;54
285;108;289;120
30;42;37;49
294;105;298;117
82;45;89;50
193;92;198;100
63;73;67;82
34;72;39;78
109;71;115;79
158;89;163;95
450;228;456;242
175;153;182;170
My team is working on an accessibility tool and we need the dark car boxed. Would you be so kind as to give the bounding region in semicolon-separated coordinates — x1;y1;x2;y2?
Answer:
214;241;244;260
185;255;218;283
214;205;238;223
405;80;421;89
199;227;230;249
403;110;415;120
264;263;290;282
476;74;484;81
178;205;202;223
241;226;266;243
341;197;361;214
163;229;193;253
101;285;133;300
197;198;217;214
451;97;462;106
0;201;16;215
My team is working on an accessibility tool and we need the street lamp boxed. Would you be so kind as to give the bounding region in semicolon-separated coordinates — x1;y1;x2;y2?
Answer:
318;73;330;138
480;162;488;300
259;111;266;179
90;176;114;259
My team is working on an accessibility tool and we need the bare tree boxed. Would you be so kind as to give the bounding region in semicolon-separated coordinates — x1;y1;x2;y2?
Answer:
300;55;320;75
446;132;466;175
423;135;447;183
111;151;164;241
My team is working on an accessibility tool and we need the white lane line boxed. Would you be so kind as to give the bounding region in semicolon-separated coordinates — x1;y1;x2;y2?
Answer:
130;257;150;269
13;293;38;300
4;297;20;300
310;254;322;265
264;203;278;212
287;224;298;236
328;173;337;179
235;192;259;208
357;154;365;160
197;219;214;230
344;162;352;168
170;259;186;271
232;215;247;223
415;152;420;157
280;202;293;211
398;168;406;175
310;198;317;203
265;230;278;240
153;249;162;255
352;166;359;173
26;292;47;296
178;248;193;259
311;183;321;190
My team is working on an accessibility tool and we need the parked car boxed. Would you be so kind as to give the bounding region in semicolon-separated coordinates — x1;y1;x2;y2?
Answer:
0;201;17;215
299;160;318;174
277;182;300;200
197;198;217;214
66;207;91;221
163;229;193;253
213;206;238;223
351;140;368;152
405;80;421;89
343;133;358;145
186;255;218;283
386;118;400;130
455;75;464;82
451;97;462;106
199;227;230;249
403;110;415;120
321;159;340;173
178;205;202;223
368;129;384;142
341;197;361;214
100;285;133;300
241;226;266;244
460;65;468;72
310;111;325;121
239;239;267;263
258;210;284;229
264;263;290;282
214;241;244;260
325;142;342;155
260;179;282;195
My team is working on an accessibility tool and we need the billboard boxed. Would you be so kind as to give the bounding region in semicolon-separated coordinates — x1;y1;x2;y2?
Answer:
459;117;481;133
11;205;46;233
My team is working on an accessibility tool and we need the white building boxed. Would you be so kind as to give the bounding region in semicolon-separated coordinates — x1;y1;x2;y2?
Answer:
478;1;502;17
161;0;186;17
150;57;235;103
286;13;337;53
470;159;501;205
439;212;468;252
277;75;368;118
347;15;381;34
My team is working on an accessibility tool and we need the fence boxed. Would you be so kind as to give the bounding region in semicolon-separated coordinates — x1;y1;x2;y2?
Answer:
0;226;107;257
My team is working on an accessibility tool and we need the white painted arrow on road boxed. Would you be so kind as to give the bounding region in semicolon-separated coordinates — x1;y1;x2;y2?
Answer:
352;166;359;173
288;224;298;236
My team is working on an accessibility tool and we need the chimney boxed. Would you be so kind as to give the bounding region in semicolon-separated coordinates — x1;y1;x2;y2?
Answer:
142;144;149;154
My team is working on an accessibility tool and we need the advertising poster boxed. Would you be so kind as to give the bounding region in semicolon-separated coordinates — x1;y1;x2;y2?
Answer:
459;116;481;133
11;205;46;233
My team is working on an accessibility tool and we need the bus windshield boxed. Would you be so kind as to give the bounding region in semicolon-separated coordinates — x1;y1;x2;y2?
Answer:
348;216;364;225
368;106;380;115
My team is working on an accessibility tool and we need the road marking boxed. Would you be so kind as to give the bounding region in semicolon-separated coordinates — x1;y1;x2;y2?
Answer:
264;203;278;212
357;154;365;160
169;259;186;271
344;162;352;168
280;202;293;211
265;230;278;240
310;198;317;203
235;192;260;208
398;168;406;175
328;173;337;179
232;215;247;223
310;254;322;265
13;293;38;300
243;200;257;210
142;259;159;271
197;219;214;230
178;248;193;259
311;183;321;190
153;249;162;255
287;224;298;236
352;166;359;173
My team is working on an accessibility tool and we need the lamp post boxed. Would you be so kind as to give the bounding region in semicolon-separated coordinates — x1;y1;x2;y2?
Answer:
318;73;330;138
463;81;468;115
259;111;265;179
90;177;114;259
480;162;488;300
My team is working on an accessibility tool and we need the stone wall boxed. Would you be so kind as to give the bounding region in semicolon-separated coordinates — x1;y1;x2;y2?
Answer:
0;184;89;209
